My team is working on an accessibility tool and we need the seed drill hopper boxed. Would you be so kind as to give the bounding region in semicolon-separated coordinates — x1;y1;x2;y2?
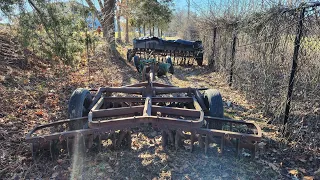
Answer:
26;61;261;159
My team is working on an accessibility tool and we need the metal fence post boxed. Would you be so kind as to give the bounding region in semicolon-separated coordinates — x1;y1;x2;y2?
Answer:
209;27;217;69
229;29;237;87
283;8;305;132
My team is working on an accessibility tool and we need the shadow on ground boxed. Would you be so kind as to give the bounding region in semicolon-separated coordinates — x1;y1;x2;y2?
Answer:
77;131;279;180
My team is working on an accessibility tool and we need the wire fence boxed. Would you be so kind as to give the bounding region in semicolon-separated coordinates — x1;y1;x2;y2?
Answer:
199;2;320;150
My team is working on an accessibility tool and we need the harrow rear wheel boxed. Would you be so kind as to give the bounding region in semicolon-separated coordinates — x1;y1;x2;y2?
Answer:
203;89;224;129
68;88;92;130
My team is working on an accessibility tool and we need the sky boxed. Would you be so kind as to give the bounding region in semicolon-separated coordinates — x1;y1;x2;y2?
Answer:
173;0;210;12
0;0;210;24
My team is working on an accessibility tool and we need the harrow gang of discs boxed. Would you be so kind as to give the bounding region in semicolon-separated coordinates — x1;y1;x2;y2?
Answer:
127;37;204;66
26;80;262;159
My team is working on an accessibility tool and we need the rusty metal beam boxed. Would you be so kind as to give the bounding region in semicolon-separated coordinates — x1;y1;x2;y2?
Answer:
88;87;105;110
143;97;152;116
198;128;260;141
205;116;259;126
104;87;144;94
91;86;207;96
154;87;192;94
103;97;193;103
92;97;104;110
152;106;200;117
92;106;144;118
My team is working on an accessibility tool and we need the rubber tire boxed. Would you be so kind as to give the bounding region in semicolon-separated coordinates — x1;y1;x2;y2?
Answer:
133;55;140;72
127;49;134;62
127;49;131;62
166;57;174;74
203;89;224;129
68;88;92;130
196;52;203;66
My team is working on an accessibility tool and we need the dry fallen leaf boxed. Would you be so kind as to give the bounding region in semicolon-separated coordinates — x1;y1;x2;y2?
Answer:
299;158;307;163
299;168;307;174
303;176;314;180
57;159;63;164
23;79;29;84
35;111;44;116
268;162;279;171
314;168;320;177
222;173;229;178
0;75;5;82
289;169;299;175
258;142;266;149
296;156;307;163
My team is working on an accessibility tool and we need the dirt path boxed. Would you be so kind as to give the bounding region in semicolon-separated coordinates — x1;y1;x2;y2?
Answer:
69;53;280;180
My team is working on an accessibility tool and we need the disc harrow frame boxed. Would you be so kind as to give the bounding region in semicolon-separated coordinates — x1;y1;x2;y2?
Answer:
26;80;262;159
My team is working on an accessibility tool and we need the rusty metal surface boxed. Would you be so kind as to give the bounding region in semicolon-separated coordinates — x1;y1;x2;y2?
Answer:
26;116;261;142
26;115;261;157
26;79;262;158
103;97;194;103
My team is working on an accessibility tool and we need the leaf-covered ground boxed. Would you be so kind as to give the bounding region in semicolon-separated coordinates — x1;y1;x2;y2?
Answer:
0;40;319;179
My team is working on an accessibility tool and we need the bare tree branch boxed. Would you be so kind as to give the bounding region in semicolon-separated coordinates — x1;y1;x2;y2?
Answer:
27;0;55;44
98;0;104;10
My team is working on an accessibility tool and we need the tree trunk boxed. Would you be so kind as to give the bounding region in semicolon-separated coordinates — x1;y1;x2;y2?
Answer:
107;0;116;46
138;26;141;37
143;24;146;36
92;12;95;30
125;0;129;43
125;16;129;43
157;27;160;37
86;0;116;49
102;24;108;39
117;14;121;43
95;0;116;49
152;23;155;36
149;26;151;36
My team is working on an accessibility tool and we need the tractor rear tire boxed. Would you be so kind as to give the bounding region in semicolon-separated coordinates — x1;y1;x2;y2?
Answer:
203;89;224;129
68;88;92;130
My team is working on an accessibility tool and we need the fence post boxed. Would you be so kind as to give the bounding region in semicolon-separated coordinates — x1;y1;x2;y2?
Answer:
209;27;217;69
223;32;227;70
283;8;305;132
229;28;237;87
